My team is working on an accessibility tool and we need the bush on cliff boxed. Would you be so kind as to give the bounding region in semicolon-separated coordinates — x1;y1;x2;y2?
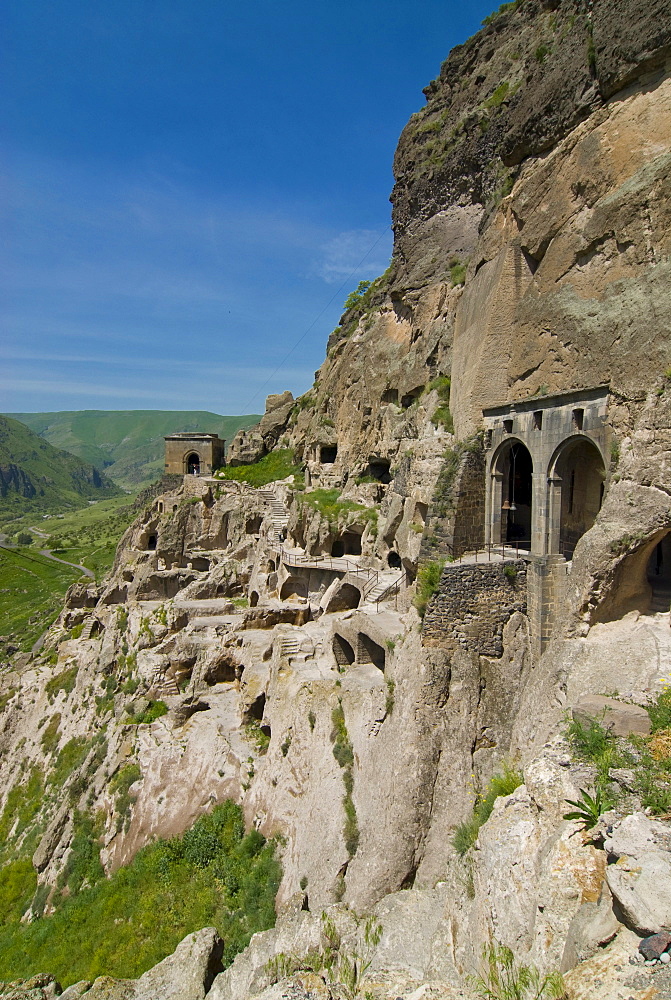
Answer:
414;559;446;617
0;801;281;986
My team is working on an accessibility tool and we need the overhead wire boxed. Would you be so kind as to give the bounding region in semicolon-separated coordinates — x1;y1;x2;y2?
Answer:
242;225;392;411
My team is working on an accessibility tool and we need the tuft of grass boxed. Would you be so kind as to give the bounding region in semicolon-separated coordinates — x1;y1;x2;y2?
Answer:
454;764;523;856
414;560;446;618
40;714;61;754
217;449;302;488
484;81;510;109
450;262;467;287
468;941;566;1000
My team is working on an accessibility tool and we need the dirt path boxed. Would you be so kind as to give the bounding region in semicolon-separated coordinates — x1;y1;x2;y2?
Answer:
28;525;95;579
36;548;95;579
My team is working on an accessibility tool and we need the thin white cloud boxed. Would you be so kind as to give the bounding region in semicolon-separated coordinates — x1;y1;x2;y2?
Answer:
312;228;392;284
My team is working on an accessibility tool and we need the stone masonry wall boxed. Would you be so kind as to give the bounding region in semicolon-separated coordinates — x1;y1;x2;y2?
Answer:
420;440;486;564
451;447;486;557
422;560;527;656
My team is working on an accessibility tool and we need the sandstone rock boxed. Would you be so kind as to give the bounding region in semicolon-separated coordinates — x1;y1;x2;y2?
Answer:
134;927;224;1000
560;883;621;971
0;975;61;1000
58;984;92;1000
572;696;651;736
77;978;134;1000
605;813;671;935
33;802;70;872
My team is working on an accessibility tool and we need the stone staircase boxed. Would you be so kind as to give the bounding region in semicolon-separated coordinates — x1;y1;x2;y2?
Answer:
150;666;180;698
363;571;405;605
259;488;289;542
278;635;300;658
79;616;100;640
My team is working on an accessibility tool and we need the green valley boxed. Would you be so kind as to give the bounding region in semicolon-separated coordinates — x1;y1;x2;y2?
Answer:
5;410;261;489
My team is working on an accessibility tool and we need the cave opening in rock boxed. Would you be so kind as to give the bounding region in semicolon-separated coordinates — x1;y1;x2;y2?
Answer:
401;387;424;408
367;459;391;484
332;634;355;667
325;582;361;613
387;550;402;568
320;445;338;464
250;591;259;607
280;576;308;601
647;533;671;613
246;692;266;721
147;534;157;550
357;633;385;671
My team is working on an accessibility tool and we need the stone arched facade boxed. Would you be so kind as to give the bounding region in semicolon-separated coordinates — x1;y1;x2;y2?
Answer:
483;386;610;558
164;433;226;476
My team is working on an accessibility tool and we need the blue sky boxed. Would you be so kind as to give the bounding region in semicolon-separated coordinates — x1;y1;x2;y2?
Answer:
2;0;495;415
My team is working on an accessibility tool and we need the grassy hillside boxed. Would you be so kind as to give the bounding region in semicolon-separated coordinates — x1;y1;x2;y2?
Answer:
0;416;121;517
0;546;83;650
6;410;261;489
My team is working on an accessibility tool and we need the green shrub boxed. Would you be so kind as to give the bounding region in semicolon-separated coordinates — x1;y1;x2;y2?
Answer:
503;564;517;580
414;560;446;617
50;737;90;788
385;679;395;716
57;810;105;895
648;686;671;732
217;450;302;488
0;802;280;986
330;703;359;857
16;533;33;546
40;714;61;754
46;665;78;700
0;766;44;850
484;81;510;109
481;0;520;26
450;262;467;286
343;280;372;311
110;763;142;823
454;764;523;856
126;700;168;725
0;859;36;927
566;713;614;762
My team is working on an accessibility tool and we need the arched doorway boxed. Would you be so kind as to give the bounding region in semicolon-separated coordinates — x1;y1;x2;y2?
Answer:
491;440;533;548
186;452;201;475
550;438;605;559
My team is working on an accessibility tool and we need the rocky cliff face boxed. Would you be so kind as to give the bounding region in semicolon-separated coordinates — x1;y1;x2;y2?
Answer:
2;2;671;997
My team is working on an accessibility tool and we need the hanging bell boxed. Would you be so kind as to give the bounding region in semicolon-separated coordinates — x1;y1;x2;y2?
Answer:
502;499;511;510
509;502;517;512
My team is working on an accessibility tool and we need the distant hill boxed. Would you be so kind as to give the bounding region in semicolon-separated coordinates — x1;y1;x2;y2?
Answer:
5;410;262;490
0;415;121;515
